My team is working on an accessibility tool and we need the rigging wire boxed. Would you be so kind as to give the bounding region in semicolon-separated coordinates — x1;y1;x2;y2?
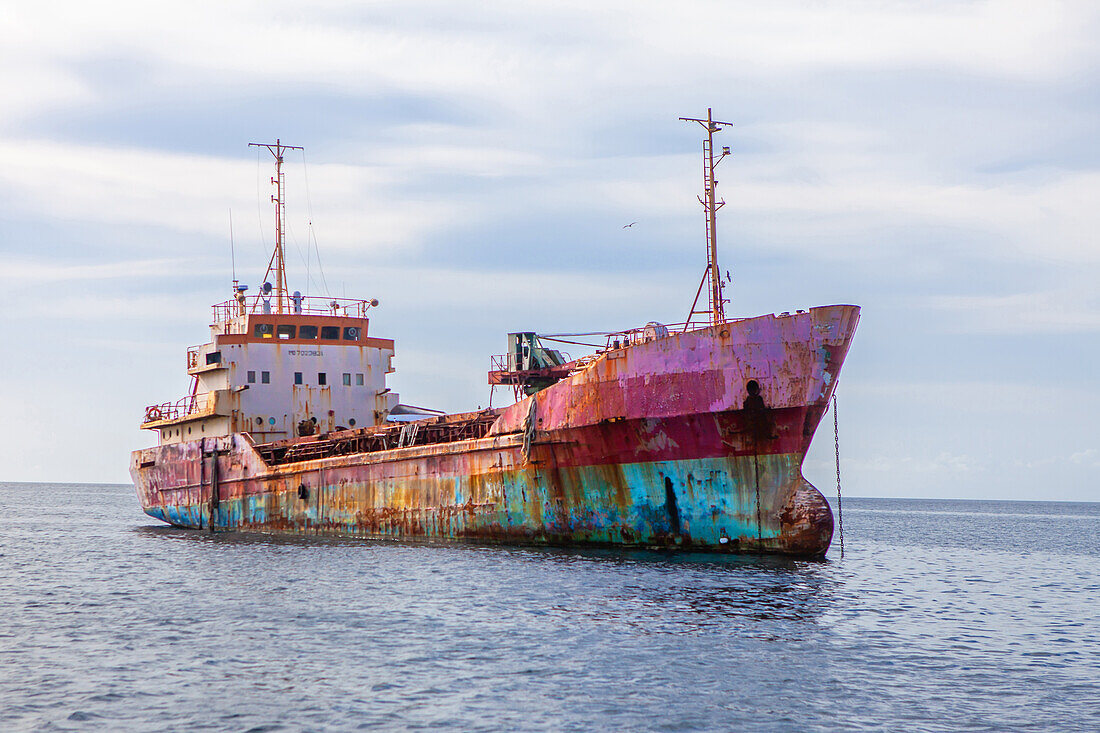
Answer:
311;224;332;298
541;331;625;338
285;218;311;290
537;336;606;349
277;162;318;297
299;149;331;298
229;208;236;283
255;146;268;281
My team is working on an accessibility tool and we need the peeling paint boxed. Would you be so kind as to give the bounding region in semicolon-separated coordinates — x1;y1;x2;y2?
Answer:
131;305;859;557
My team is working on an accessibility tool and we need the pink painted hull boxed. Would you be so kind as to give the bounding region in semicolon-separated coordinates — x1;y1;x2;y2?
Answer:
131;305;859;557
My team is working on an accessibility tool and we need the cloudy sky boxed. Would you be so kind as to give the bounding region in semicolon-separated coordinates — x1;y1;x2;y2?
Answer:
1;0;1097;500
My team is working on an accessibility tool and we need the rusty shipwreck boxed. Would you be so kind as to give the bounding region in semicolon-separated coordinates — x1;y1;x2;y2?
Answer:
131;119;859;557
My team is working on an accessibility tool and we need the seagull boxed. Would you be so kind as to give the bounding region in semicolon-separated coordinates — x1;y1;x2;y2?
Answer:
622;221;637;228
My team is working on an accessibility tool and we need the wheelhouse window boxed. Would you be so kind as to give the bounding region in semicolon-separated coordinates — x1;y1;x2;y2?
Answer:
318;372;327;385
343;327;361;341
205;351;221;365
253;323;274;338
320;326;340;340
299;325;318;339
276;325;296;339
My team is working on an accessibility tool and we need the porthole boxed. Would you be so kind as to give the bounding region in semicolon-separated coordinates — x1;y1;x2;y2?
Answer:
255;417;263;425
268;417;276;425
348;418;357;427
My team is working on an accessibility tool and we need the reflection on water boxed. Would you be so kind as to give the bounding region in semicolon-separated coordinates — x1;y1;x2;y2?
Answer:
135;525;837;635
2;484;1099;732
135;526;840;634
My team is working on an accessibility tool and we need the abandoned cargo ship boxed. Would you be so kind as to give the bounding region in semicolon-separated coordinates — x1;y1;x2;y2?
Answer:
131;118;859;557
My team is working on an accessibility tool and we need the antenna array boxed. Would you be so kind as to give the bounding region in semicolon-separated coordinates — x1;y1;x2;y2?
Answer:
679;109;733;327
249;139;303;314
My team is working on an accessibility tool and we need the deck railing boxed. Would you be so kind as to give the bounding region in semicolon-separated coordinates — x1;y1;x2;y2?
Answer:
211;295;375;323
142;392;212;425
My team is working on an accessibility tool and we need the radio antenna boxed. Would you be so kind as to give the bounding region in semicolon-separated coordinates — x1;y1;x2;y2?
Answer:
248;139;303;314
680;108;733;327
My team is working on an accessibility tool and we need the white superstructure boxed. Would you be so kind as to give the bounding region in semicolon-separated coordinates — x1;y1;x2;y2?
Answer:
143;296;399;444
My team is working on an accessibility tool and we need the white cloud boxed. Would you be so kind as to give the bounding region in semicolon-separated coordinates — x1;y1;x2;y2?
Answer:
926;288;1100;334
0;258;191;284
0;140;470;255
1069;449;1099;466
632;0;1093;81
848;380;1099;415
843;450;978;476
1;0;1099;493
4;2;1096;131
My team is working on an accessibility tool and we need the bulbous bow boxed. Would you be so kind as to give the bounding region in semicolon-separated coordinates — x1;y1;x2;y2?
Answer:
777;477;834;558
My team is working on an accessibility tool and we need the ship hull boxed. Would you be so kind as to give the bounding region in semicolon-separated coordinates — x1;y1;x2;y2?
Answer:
131;305;859;557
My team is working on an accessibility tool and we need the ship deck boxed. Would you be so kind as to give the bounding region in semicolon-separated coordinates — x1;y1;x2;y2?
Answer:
253;409;504;466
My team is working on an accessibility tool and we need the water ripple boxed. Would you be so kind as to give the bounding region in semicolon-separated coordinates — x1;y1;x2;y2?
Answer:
1;484;1098;731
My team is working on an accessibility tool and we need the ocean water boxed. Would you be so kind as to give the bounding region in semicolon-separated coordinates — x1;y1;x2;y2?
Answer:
1;483;1097;732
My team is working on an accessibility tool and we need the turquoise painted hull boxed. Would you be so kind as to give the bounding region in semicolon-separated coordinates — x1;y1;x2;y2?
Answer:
138;437;832;555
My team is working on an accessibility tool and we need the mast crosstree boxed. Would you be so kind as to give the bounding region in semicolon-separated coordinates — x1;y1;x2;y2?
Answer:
249;139;303;314
680;109;733;327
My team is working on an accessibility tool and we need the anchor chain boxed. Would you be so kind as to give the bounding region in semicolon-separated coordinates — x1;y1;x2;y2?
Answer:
833;392;844;558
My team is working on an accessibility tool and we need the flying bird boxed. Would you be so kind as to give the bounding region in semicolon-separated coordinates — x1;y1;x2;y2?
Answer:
622;221;637;228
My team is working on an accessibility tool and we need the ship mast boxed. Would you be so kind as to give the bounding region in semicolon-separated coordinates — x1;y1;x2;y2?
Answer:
680;109;733;326
249;139;303;314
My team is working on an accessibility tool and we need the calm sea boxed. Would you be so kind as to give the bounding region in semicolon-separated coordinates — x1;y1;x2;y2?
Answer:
1;482;1097;732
